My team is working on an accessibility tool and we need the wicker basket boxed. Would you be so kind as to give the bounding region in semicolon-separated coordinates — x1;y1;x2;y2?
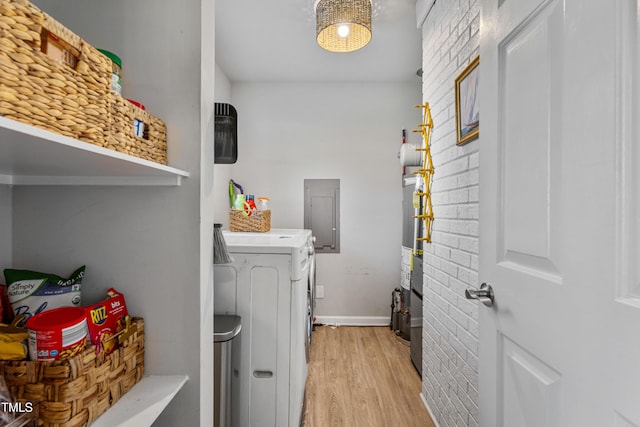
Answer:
0;0;111;145
0;0;169;166
106;95;167;165
229;209;271;232
0;317;145;427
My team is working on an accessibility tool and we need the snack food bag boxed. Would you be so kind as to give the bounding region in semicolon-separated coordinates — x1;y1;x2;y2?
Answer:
0;285;14;324
4;266;85;325
85;288;129;354
0;285;6;324
0;375;15;424
0;316;28;360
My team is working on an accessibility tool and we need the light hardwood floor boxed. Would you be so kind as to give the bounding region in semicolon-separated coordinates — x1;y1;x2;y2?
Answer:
302;326;436;427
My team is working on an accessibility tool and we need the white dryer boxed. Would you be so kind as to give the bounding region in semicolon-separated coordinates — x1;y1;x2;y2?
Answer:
214;229;312;427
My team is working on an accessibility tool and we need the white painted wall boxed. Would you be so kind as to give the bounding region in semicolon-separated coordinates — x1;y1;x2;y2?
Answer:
213;65;234;224
199;1;216;424
419;0;480;426
13;1;215;426
214;82;421;321
215;64;232;102
0;186;10;269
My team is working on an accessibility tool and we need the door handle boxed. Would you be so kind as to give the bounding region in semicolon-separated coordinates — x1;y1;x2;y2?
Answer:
253;370;273;378
465;282;494;307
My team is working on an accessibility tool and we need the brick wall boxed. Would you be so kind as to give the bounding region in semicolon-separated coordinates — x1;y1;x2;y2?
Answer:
419;0;480;426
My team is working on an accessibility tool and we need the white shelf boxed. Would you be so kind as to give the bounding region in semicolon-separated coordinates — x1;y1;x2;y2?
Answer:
91;375;188;427
0;116;190;186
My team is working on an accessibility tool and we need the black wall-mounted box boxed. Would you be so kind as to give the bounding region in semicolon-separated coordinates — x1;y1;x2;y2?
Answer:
214;103;238;164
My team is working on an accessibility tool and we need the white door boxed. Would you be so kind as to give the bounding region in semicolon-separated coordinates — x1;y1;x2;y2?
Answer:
476;0;640;426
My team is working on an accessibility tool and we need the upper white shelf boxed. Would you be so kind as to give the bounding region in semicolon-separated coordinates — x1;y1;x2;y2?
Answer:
0;116;190;186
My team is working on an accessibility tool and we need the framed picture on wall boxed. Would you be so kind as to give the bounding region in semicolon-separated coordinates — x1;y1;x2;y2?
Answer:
455;55;480;145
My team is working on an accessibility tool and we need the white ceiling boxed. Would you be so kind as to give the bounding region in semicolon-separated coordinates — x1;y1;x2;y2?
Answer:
215;0;423;83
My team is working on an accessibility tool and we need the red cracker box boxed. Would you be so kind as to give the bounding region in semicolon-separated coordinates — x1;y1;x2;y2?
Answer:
85;288;128;354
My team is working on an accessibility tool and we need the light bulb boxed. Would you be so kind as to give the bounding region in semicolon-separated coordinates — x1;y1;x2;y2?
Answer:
337;24;350;38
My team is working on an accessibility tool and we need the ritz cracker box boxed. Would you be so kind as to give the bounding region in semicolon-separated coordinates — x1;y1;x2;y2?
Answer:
85;288;128;354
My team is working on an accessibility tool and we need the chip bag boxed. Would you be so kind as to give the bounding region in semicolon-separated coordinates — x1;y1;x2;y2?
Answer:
4;266;85;325
0;316;28;360
0;285;9;324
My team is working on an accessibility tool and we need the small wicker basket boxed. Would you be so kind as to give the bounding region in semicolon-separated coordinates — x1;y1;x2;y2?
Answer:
0;0;111;145
0;317;145;427
229;209;271;232
106;95;168;165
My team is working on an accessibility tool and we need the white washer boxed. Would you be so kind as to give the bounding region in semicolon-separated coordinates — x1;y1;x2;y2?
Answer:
214;229;312;427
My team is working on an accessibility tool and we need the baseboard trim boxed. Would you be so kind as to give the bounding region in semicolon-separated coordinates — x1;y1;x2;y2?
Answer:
314;316;389;327
420;392;441;427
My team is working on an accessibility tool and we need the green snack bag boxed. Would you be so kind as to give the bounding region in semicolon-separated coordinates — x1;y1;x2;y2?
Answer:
4;266;85;324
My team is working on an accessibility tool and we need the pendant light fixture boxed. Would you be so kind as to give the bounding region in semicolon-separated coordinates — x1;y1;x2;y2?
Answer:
315;0;372;53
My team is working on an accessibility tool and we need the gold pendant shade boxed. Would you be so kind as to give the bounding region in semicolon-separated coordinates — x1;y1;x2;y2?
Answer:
315;0;372;53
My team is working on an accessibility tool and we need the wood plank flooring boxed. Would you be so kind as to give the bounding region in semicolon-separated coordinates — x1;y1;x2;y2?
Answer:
302;326;435;427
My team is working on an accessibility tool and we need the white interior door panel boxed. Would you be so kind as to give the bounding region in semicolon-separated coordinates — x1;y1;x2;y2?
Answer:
478;0;640;425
